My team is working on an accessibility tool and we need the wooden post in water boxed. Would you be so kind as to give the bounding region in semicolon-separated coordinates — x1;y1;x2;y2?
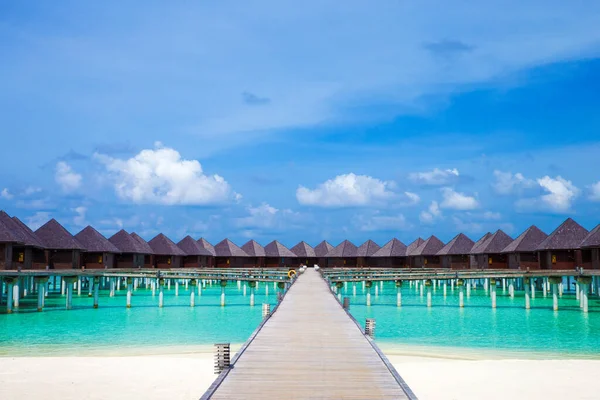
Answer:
93;277;100;309
509;279;515;298
343;297;350;310
425;279;432;308
35;277;47;312
262;303;270;319
13;278;20;309
220;280;227;306
524;277;531;310
443;281;447;297
249;281;256;306
457;279;465;308
549;277;561;311
126;277;133;308
214;343;231;374
490;278;497;309
64;277;76;310
109;278;115;297
158;278;165;308
466;279;471;298
365;281;372;306
579;277;591;313
396;280;402;307
190;279;196;307
6;278;15;314
175;280;179;296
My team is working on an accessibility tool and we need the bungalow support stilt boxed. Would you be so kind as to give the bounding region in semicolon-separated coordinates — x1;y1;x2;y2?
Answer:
93;277;99;309
426;280;432;308
524;278;531;310
457;279;464;308
220;280;227;306
158;279;164;308
126;278;132;308
396;281;402;307
490;279;497;309
6;279;14;314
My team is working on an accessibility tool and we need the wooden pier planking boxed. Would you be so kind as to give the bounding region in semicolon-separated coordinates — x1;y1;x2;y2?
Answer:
204;268;415;399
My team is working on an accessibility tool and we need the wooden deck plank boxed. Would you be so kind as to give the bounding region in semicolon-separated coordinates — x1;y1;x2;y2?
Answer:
205;268;414;399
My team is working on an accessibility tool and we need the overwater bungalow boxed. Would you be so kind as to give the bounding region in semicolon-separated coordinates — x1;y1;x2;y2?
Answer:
148;233;185;268
241;240;266;268
579;224;600;269
405;238;424;264
74;226;120;269
468;232;491;268
469;230;513;269
177;236;213;268
408;235;444;268
197;238;216;268
264;240;297;269
536;218;589;270
314;240;333;268
130;233;155;268
214;239;249;268
356;240;381;268
2;213;46;269
290;241;317;268
370;238;408;268
325;240;358;268
35;219;84;269
438;233;475;269
108;230;148;268
0;216;25;269
501;225;548;270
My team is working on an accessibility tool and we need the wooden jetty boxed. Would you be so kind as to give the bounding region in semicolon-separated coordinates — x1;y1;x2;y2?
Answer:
202;268;416;399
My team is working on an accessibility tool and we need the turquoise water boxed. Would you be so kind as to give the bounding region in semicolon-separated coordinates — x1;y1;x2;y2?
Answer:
0;280;278;356
2;278;600;358
345;281;600;358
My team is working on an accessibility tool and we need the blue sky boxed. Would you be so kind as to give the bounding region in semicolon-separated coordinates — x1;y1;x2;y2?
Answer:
1;1;600;248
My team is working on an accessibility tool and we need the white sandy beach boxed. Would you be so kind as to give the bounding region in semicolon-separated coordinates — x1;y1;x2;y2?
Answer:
1;352;600;399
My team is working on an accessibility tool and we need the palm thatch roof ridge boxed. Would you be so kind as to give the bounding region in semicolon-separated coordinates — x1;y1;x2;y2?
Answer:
34;219;84;250
536;218;589;251
372;238;407;257
75;226;120;253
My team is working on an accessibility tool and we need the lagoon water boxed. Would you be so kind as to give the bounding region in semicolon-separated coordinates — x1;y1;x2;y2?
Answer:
1;279;600;359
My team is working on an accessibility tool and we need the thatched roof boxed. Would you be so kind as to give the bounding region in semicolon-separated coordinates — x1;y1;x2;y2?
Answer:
265;240;297;257
108;230;148;254
177;236;213;256
130;233;155;254
0;217;21;244
406;238;424;255
12;216;45;248
536;218;589;251
410;235;444;256
471;230;513;254
580;224;600;248
356;240;381;257
501;225;547;253
290;241;316;258
148;233;186;256
371;239;407;257
197;238;216;256
314;241;333;257
437;233;474;256
34;219;84;250
75;226;120;253
326;240;358;257
214;239;248;257
241;240;266;257
470;232;492;254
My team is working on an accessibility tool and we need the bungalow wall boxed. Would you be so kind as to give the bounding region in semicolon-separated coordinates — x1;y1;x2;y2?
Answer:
11;247;47;269
47;250;80;269
216;256;246;268
265;257;295;268
291;257;317;268
471;254;508;269
182;255;212;268
0;243;10;269
539;250;581;270
327;257;357;268
582;248;600;269
412;255;440;268
441;255;470;269
81;252;115;269
370;257;407;268
114;253;145;268
154;255;181;269
316;257;328;268
507;252;540;270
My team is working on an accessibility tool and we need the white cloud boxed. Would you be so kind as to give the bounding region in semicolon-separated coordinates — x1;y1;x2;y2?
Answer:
26;212;51;231
296;173;395;207
440;187;479;210
409;168;460;186
94;142;238;205
589;181;600;201
537;175;579;212
452;216;483;234
1;188;13;200
492;170;536;195
354;212;411;232
23;186;42;196
403;192;421;205
73;206;87;227
236;203;301;230
55;161;82;192
419;201;442;224
482;211;501;220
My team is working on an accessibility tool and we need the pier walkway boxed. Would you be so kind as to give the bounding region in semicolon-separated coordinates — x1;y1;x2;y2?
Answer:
203;268;415;399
